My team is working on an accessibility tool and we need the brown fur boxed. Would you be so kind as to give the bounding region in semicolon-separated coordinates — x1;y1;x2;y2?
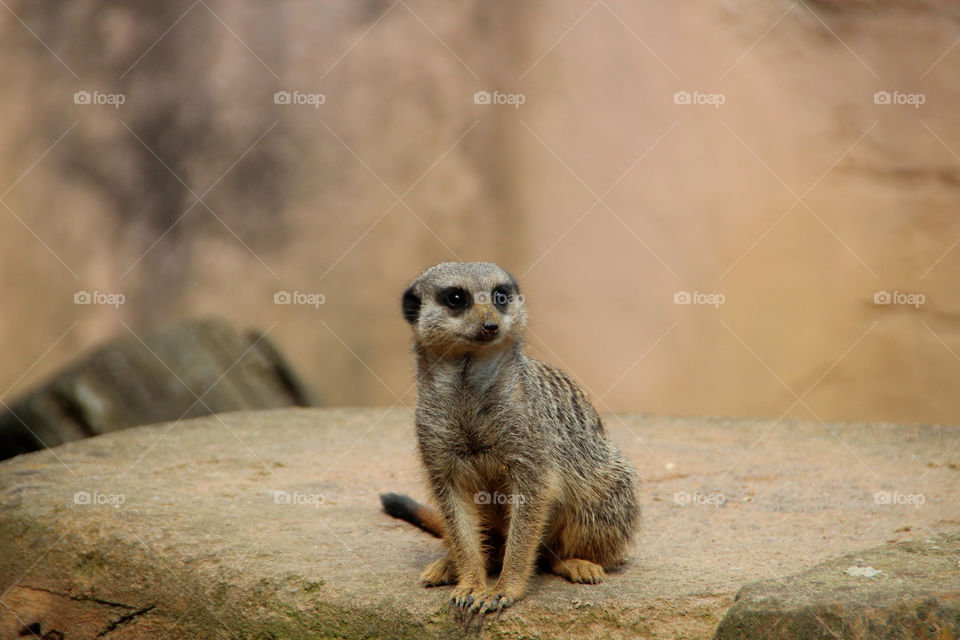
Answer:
385;262;640;615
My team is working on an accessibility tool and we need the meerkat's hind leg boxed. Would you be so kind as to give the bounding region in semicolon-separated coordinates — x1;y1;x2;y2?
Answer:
549;557;605;584
421;554;457;587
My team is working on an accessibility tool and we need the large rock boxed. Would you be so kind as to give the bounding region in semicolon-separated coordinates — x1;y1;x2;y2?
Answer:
0;409;957;638
714;533;960;640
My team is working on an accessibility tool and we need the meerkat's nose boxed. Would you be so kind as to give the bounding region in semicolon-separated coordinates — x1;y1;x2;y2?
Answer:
482;322;499;336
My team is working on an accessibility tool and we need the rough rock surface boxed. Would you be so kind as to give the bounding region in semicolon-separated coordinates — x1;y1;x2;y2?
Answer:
0;408;957;638
714;533;960;640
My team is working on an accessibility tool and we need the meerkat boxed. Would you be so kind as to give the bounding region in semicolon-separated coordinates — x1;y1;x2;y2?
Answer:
380;262;639;615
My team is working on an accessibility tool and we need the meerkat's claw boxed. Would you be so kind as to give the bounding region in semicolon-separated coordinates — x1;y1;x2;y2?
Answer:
451;584;482;609
478;596;499;615
470;588;512;615
481;595;502;615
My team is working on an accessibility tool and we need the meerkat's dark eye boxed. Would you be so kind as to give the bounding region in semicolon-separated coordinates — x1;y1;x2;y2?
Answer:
439;287;469;311
492;286;511;310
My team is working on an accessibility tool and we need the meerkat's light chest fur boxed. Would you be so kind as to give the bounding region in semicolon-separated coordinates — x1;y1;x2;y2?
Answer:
417;346;557;497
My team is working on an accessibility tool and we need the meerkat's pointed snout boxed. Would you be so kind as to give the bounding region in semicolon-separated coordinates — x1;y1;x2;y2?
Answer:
474;303;501;341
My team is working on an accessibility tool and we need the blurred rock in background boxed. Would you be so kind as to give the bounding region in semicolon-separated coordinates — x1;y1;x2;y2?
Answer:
2;1;959;424
0;318;314;460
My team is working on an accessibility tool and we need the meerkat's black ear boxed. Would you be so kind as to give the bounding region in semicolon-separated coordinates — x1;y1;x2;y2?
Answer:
402;285;421;324
505;271;520;295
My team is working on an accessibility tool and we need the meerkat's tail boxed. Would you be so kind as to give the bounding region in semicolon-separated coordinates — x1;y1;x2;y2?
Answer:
379;492;444;538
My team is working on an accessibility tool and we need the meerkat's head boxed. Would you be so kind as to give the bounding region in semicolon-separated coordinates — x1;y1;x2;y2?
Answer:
401;262;527;357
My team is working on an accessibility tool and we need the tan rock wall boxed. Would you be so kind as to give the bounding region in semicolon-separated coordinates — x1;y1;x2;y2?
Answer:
2;1;959;422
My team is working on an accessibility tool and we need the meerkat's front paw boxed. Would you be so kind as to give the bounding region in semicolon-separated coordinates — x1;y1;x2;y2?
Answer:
450;582;485;609
420;555;456;587
467;587;514;615
551;558;605;584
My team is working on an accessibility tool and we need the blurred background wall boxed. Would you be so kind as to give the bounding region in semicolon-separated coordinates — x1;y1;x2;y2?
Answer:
2;0;959;424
